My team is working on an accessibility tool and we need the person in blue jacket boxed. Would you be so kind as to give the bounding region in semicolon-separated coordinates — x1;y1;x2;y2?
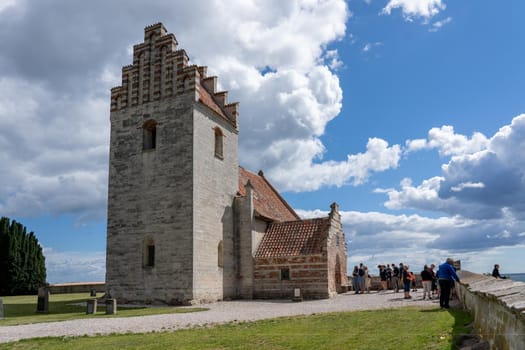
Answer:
437;258;460;309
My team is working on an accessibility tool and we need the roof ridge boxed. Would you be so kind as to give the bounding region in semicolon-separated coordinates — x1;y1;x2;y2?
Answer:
269;216;329;226
257;170;300;220
198;80;230;120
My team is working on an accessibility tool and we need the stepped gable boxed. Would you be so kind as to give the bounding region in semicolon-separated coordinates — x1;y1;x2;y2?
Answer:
255;217;330;258
110;23;238;128
238;167;300;222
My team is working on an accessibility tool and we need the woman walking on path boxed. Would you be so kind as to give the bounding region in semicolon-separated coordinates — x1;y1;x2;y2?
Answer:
402;264;412;299
364;265;371;293
421;265;433;300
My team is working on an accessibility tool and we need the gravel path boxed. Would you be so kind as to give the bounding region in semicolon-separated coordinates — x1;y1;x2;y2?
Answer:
0;290;446;343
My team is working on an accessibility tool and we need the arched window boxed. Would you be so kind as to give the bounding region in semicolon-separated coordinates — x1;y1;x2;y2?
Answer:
142;119;157;150
214;127;223;159
217;240;224;268
144;237;155;268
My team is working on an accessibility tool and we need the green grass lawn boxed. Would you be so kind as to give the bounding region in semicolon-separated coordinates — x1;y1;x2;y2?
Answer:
0;293;207;326
1;305;472;350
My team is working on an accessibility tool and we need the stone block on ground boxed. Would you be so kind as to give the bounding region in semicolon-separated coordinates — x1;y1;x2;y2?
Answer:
36;285;49;313
86;298;97;314
105;298;117;315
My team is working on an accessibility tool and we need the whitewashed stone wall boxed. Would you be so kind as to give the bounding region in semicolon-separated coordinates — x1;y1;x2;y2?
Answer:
192;105;238;303
106;94;197;304
456;270;525;350
106;24;239;305
326;203;348;296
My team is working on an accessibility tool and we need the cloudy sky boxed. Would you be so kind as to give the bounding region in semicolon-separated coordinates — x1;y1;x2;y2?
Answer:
1;0;524;283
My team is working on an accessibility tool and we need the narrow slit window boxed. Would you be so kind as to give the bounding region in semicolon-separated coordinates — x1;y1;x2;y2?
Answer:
146;245;155;267
214;127;223;159
144;238;155;268
143;120;157;150
217;240;224;268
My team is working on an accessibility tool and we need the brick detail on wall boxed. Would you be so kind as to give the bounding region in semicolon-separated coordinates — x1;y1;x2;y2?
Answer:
110;23;238;128
253;255;329;299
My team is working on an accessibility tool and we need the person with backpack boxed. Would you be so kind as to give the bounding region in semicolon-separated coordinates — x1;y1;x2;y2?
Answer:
402;264;413;299
385;264;392;289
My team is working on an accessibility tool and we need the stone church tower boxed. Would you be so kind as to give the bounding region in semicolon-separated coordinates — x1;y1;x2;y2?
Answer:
106;23;348;305
106;23;239;304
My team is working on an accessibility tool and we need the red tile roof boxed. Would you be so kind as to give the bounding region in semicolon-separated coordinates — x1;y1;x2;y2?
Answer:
238;167;300;222
198;82;232;125
255;218;330;258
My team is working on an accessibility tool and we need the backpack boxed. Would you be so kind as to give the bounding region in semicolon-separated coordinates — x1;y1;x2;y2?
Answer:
393;266;399;277
358;268;365;277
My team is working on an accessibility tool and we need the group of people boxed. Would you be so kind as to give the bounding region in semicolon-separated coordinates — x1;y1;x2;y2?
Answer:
351;263;371;294
351;258;461;309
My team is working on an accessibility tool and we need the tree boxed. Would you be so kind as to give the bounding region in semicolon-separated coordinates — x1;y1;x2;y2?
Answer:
0;217;46;295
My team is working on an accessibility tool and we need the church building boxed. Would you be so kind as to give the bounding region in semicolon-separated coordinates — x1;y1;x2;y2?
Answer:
105;23;347;304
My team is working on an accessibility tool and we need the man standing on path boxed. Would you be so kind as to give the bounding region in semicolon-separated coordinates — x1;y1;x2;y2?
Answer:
391;263;400;293
437;258;460;309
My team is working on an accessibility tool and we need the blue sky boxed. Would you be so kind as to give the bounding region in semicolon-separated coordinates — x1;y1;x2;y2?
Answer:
1;0;524;282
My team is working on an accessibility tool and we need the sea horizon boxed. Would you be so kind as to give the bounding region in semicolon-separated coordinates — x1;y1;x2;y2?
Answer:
504;272;525;282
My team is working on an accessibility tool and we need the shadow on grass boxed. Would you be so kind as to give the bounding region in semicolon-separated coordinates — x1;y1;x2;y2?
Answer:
419;306;473;349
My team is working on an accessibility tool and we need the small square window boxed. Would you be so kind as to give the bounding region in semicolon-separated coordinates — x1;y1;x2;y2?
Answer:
280;268;290;280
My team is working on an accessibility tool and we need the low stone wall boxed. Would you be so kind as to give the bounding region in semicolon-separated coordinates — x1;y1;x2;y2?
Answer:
49;282;105;294
456;271;525;350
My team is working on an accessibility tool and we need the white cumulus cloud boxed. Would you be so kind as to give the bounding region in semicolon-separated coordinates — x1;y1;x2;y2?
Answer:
270;137;401;192
44;247;106;283
429;16;452;32
296;208;525;274
0;0;385;219
382;0;446;22
384;114;525;222
405;125;489;156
